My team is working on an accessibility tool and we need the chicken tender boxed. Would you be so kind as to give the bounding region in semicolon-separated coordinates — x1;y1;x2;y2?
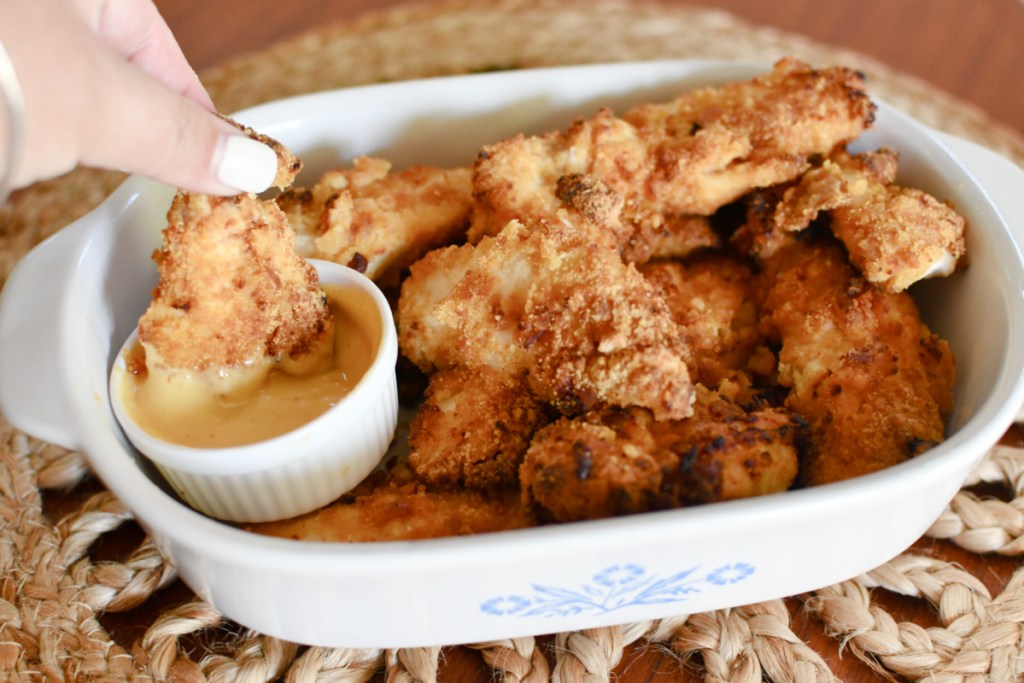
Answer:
408;366;548;489
757;239;956;485
639;254;761;389
759;149;966;291
278;157;473;286
471;57;874;250
521;411;671;523
520;388;799;523
138;192;332;393
397;237;527;374
248;465;534;542
398;216;695;420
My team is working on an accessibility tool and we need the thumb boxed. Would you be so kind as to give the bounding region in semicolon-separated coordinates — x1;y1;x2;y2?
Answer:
79;51;279;195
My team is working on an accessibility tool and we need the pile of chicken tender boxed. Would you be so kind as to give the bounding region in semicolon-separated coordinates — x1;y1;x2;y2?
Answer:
245;58;966;542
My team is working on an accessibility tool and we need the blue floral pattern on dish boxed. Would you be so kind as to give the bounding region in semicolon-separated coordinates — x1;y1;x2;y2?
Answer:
480;563;754;618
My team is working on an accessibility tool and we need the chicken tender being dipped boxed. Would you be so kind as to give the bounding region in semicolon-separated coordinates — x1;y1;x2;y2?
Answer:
471;57;875;252
757;239;956;485
278;156;473;286
138;192;333;401
520;387;799;523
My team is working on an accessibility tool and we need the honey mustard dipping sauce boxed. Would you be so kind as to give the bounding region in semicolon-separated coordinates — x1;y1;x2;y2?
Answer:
116;284;380;448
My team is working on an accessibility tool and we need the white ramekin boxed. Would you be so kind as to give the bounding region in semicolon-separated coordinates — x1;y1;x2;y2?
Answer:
108;259;399;523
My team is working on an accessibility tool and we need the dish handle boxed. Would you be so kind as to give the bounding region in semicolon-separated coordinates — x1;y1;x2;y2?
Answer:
933;132;1024;251
0;218;94;448
0;180;148;449
935;133;1024;422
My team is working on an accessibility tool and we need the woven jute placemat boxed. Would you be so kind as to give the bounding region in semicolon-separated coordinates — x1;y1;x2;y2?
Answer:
3;1;1024;680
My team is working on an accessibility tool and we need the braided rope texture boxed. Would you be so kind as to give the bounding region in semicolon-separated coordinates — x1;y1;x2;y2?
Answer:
2;1;1024;680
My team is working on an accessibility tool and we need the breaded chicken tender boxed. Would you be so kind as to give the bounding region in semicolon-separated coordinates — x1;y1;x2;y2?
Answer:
248;464;535;541
399;216;695;420
408;366;548;489
396;239;501;373
520;387;799;523
757;239;956;485
138;192;332;396
278;156;473;286
471;57;875;252
639;254;761;389
750;149;966;291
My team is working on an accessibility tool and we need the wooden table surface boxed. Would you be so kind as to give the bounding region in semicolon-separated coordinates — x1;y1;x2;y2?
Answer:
147;1;1024;680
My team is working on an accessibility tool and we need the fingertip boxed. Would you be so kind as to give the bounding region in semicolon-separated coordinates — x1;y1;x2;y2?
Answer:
212;134;278;194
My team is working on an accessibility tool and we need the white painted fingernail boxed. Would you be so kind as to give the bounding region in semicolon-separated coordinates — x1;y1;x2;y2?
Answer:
215;135;277;193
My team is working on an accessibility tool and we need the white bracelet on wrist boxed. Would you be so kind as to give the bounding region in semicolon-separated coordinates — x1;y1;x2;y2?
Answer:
0;37;24;206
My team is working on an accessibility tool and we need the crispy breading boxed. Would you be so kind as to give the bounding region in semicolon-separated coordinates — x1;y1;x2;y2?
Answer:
470;112;639;246
750;149;967;291
730;184;795;260
657;387;799;504
247;464;534;541
275;166;349;246
554;172;722;262
622;214;719;264
521;411;671;523
278;156;473;285
520;388;799;523
756;239;956;485
408;366;548;489
471;57;874;252
639;254;761;389
138;192;331;375
398;216;695;420
772;148;899;232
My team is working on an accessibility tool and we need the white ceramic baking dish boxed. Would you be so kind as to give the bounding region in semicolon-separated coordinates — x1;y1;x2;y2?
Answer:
1;60;1023;649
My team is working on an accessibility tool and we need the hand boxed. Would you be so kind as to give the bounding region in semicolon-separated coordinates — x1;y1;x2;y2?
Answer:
0;0;278;195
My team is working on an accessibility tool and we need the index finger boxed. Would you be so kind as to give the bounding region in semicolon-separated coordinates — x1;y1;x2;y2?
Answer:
90;0;214;110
